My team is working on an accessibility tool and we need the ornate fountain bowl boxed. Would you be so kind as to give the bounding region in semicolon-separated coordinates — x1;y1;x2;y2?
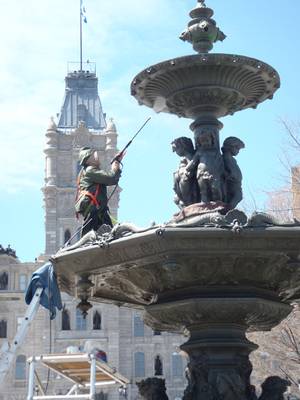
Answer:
53;225;300;335
131;54;280;119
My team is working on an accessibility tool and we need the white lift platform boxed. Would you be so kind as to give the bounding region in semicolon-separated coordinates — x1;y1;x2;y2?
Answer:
26;353;130;400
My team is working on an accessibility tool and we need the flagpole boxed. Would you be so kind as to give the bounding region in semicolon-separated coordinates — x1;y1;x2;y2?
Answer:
80;0;83;71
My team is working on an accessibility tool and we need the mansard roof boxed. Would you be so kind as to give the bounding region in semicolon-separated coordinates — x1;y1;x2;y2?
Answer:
58;70;106;131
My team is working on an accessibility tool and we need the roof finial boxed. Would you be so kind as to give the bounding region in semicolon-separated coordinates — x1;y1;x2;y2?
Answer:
106;118;117;133
180;0;226;53
48;116;57;131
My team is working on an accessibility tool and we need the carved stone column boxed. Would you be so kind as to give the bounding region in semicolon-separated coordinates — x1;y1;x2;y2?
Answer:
44;117;58;187
105;118;120;218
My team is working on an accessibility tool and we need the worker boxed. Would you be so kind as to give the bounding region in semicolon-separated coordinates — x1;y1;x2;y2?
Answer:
75;147;123;236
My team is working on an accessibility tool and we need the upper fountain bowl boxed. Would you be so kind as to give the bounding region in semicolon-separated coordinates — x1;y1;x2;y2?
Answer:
131;53;280;120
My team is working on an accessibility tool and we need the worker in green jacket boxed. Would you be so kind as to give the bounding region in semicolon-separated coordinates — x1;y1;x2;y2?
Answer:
75;147;123;236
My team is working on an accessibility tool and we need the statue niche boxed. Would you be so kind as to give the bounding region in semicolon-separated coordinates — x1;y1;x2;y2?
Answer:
0;272;8;290
154;355;163;376
61;306;71;331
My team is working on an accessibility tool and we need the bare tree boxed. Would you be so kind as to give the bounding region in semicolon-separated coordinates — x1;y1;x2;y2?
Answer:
265;188;294;222
265;119;300;222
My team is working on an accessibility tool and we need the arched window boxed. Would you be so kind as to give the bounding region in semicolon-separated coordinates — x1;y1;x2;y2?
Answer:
15;355;26;380
93;311;101;330
172;353;183;377
19;274;27;291
64;229;71;244
62;308;71;331
154;355;163;376
0;272;8;290
134;352;145;378
76;309;87;331
0;320;7;338
133;314;144;337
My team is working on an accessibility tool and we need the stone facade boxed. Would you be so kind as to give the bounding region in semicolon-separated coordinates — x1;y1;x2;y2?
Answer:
0;253;186;399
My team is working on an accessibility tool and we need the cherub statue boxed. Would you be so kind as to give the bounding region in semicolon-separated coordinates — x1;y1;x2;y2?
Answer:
171;137;198;208
185;130;224;204
259;376;290;400
137;378;169;400
222;137;245;209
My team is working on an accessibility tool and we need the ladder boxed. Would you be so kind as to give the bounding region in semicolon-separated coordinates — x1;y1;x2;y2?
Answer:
0;287;43;386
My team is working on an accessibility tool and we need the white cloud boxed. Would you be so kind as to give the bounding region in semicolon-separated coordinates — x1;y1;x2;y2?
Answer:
0;0;188;193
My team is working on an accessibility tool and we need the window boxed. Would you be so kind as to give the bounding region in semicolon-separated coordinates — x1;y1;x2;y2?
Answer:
62;308;71;331
0;320;7;338
19;274;27;291
154;355;163;376
76;309;87;331
153;330;161;335
133;314;144;337
0;272;8;290
172;353;183;377
15;355;26;380
93;311;101;330
64;229;71;244
134;352;145;378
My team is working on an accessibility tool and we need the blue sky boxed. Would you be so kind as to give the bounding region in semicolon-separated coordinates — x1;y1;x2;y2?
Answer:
0;0;299;262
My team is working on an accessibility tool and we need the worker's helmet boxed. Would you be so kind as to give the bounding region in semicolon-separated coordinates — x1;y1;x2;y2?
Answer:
79;147;94;166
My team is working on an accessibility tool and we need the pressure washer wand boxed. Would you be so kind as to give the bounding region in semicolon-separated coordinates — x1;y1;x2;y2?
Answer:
108;117;151;203
111;117;152;164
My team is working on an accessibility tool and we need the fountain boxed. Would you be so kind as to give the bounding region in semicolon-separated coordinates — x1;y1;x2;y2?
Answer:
53;1;300;399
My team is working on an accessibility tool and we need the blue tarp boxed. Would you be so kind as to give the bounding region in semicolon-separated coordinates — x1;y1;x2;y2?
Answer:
25;262;63;320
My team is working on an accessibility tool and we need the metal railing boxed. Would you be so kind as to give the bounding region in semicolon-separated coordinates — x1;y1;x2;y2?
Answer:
67;62;96;74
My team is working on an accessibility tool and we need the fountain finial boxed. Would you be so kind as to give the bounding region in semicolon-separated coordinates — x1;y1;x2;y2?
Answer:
198;0;207;7
180;0;226;53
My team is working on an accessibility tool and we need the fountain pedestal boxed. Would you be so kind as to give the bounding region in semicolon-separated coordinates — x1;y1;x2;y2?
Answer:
181;324;255;400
